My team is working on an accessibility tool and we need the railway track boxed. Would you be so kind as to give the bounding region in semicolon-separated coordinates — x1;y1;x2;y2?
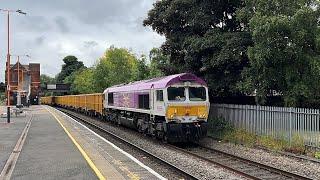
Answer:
56;107;198;180
56;107;312;180
168;144;312;180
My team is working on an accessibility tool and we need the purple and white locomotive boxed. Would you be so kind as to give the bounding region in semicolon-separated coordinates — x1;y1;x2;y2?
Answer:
103;73;209;142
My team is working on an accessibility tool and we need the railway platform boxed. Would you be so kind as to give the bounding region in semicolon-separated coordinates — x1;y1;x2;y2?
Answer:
0;105;164;180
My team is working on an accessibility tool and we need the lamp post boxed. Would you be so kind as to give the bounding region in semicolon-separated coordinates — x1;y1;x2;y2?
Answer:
0;9;27;106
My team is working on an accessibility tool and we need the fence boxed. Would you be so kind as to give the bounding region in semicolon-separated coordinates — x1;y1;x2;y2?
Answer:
210;104;320;147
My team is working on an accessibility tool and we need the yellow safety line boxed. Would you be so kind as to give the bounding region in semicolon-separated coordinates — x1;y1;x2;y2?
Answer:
45;106;106;180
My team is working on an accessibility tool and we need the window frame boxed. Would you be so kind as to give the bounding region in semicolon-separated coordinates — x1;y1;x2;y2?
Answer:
156;90;164;102
107;93;114;105
188;86;207;101
138;94;150;109
167;87;186;101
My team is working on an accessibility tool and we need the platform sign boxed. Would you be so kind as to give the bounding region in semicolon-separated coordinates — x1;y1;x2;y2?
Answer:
45;84;70;93
47;84;57;90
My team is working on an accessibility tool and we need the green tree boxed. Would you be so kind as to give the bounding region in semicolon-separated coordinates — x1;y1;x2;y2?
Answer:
238;0;320;106
136;55;150;80
56;55;85;83
144;0;252;96
40;74;56;88
93;46;139;92
0;82;5;92
72;68;96;94
148;48;167;78
0;92;4;105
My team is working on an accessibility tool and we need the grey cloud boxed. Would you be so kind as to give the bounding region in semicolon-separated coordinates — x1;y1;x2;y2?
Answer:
35;36;46;45
19;16;52;32
0;0;164;82
83;41;99;48
54;16;69;33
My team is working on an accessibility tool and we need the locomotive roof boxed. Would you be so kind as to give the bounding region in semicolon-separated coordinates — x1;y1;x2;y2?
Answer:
104;73;207;93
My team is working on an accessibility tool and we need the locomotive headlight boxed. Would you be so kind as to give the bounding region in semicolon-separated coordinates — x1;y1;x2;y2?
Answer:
167;107;177;119
198;106;207;118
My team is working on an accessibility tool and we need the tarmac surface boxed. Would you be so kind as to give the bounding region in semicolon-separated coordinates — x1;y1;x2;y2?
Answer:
0;105;163;180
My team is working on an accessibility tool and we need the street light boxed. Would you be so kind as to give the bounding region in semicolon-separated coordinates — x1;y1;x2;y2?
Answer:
0;9;27;106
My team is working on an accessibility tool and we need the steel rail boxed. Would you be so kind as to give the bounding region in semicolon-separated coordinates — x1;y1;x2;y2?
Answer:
56;108;198;180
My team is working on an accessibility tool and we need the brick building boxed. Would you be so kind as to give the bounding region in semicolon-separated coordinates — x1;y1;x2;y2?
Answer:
5;62;40;105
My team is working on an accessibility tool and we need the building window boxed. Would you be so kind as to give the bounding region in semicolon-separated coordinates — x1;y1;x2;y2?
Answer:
108;93;114;105
138;94;150;109
156;90;163;101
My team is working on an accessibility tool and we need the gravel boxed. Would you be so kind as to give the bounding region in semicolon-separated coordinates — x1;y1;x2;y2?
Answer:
57;108;245;180
199;138;320;180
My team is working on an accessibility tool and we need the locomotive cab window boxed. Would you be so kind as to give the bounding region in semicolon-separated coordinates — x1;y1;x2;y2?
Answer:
189;87;206;101
108;93;114;105
167;87;186;101
156;90;163;101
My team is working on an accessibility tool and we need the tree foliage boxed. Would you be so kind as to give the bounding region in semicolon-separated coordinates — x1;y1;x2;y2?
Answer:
136;55;151;80
0;82;5;92
238;0;320;106
56;55;85;83
93;47;141;92
148;48;167;78
71;68;96;94
53;47;153;94
144;0;252;96
40;74;56;88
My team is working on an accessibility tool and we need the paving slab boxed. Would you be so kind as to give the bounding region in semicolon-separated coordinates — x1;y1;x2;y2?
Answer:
0;106;31;173
0;106;97;180
46;106;164;180
1;105;164;180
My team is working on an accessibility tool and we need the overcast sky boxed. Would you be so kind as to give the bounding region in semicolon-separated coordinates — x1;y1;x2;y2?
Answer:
0;0;164;82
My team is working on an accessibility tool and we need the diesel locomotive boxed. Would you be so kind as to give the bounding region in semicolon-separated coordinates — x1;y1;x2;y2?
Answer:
41;73;210;142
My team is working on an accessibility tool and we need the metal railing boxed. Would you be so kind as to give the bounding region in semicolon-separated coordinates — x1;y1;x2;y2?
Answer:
210;104;320;147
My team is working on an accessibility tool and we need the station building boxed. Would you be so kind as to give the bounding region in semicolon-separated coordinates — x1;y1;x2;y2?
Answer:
5;62;40;105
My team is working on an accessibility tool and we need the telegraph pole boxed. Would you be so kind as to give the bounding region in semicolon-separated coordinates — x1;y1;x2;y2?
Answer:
0;9;27;106
6;11;10;106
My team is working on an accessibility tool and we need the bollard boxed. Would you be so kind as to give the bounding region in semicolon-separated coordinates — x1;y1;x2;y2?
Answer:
7;107;10;123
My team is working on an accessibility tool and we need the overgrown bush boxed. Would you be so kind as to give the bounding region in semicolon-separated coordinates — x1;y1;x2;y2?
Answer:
207;116;233;139
315;152;320;159
285;134;305;154
221;129;306;154
257;135;288;151
223;129;256;147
